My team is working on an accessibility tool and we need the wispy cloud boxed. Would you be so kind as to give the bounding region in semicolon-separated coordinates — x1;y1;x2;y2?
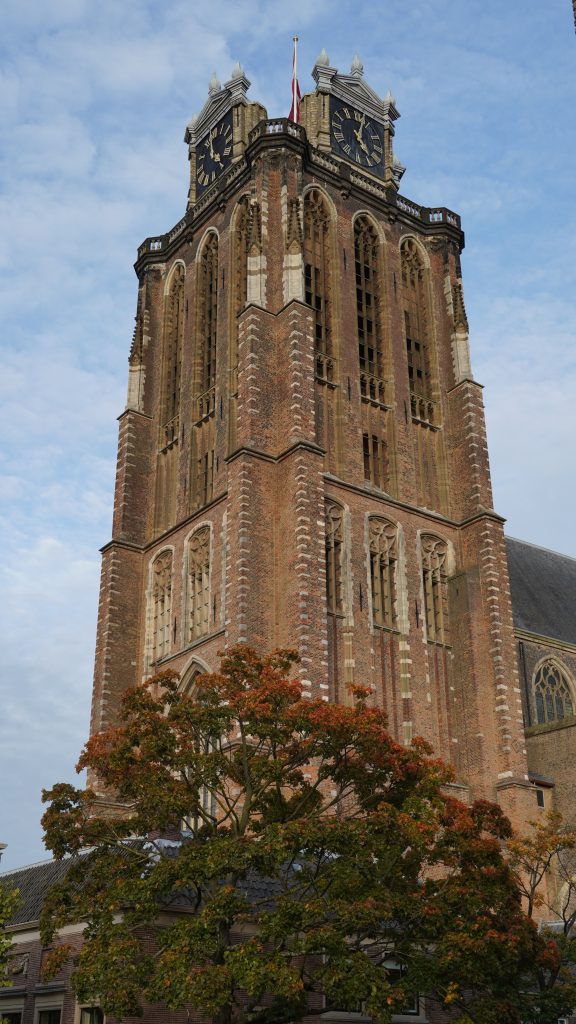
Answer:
1;0;575;870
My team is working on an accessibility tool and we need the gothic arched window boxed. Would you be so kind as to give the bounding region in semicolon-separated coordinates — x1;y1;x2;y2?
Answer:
533;661;574;725
304;190;333;379
234;200;249;319
229;202;250;453
197;232;219;408
325;502;344;615
160;264;185;445
355;216;383;389
151;550;173;662
421;534;449;644
190;233;218;511
369;519;397;629
187;527;210;642
401;238;433;418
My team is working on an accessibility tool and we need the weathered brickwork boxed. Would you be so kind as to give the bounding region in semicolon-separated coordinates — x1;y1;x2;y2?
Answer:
89;61;540;829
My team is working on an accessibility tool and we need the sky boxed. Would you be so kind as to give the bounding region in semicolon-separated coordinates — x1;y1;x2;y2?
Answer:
0;0;575;873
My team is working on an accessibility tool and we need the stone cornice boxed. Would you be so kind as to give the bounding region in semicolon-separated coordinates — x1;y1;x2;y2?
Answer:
515;628;576;656
134;121;465;276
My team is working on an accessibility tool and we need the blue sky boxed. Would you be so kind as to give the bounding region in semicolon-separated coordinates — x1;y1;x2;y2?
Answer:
1;0;575;872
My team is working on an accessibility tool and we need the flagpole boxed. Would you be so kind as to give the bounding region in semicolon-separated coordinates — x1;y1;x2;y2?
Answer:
289;35;300;124
293;36;298;115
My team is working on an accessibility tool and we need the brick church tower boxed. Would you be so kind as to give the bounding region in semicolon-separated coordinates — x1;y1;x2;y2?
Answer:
91;52;535;822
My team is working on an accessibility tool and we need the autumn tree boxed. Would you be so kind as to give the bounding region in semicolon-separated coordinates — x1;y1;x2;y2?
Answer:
507;812;576;1024
0;882;19;998
41;647;558;1024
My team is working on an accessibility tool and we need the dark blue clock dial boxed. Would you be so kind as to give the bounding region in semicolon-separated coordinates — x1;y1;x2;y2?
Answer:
196;113;234;195
330;98;384;174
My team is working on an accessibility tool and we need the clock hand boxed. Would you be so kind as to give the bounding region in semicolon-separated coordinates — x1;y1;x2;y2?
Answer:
353;113;369;151
208;128;222;165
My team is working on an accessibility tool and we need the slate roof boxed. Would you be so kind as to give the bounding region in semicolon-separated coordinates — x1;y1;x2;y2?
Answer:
1;858;73;926
1;852;282;928
506;537;576;646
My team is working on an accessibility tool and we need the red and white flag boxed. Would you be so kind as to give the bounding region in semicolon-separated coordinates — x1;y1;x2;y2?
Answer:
288;36;301;123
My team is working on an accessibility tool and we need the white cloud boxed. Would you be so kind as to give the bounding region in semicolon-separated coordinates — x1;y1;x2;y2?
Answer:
1;0;575;871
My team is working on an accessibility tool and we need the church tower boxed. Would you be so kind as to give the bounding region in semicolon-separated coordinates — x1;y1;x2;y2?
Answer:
91;52;535;822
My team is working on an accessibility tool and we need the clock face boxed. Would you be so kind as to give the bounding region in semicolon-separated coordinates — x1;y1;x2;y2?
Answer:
196;113;233;194
330;98;384;173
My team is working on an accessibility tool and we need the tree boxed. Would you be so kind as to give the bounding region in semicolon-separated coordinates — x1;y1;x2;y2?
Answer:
0;882;19;991
507;812;576;1024
41;647;556;1024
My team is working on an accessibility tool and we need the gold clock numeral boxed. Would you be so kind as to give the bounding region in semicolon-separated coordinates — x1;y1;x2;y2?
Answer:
343;106;350;118
334;129;344;142
223;146;231;156
342;143;351;154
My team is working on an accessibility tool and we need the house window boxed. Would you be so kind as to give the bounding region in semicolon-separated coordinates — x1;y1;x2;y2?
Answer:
151;550;173;662
38;1012;61;1024
369;519;397;629
325;502;344;615
188;527;211;641
79;1010;104;1024
533;661;574;726
421;534;449;644
2;1013;23;1024
384;960;419;1016
159;264;185;446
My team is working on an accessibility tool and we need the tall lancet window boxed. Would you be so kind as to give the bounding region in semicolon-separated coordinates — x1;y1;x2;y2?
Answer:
401;238;444;511
325;501;344;615
187;527;211;642
229;201;249;452
304;190;333;380
305;190;338;472
421;535;449;645
198;232;219;405
160;264;185;445
151;550;173;662
191;232;218;511
355;215;393;492
401;238;433;420
369;519;397;629
355;215;383;394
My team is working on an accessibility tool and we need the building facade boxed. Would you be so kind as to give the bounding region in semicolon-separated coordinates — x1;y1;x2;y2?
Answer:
91;52;544;827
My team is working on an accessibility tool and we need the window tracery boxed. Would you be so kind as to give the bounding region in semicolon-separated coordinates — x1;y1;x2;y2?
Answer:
197;232;218;416
152;550;173;662
191;233;218;510
187;527;211;642
160;264;185;445
355;216;384;401
369;519;397;629
363;432;388;490
325;502;344;615
229;202;249;453
420;534;449;644
401;238;433;419
533;661;574;725
304;190;333;381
